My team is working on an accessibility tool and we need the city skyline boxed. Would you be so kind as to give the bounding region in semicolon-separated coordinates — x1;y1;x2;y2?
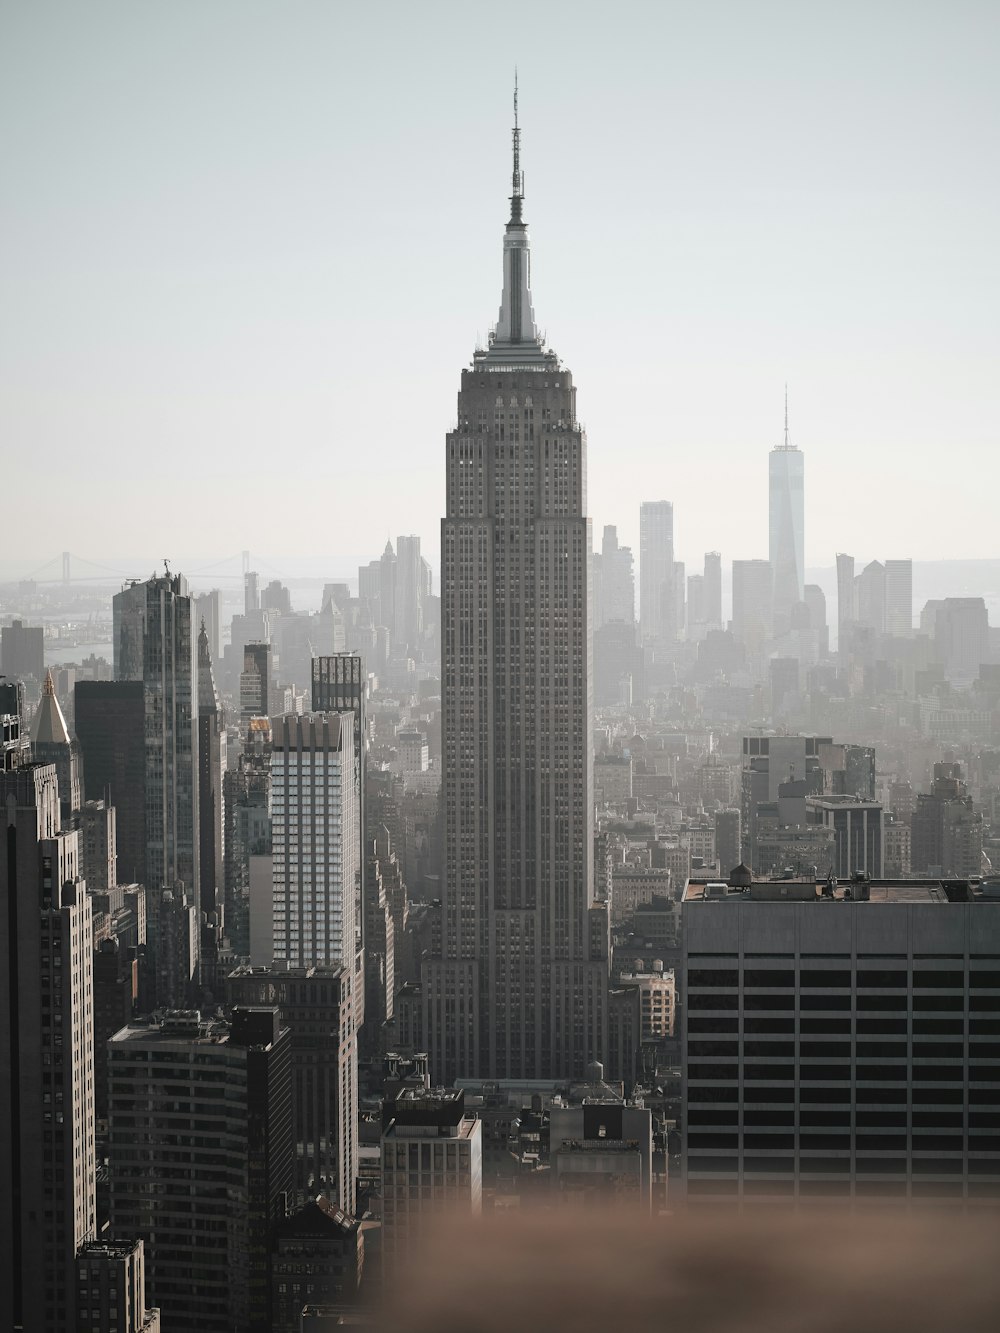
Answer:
2;2;998;569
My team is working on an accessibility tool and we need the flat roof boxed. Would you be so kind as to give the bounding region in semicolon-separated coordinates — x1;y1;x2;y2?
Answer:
682;876;998;905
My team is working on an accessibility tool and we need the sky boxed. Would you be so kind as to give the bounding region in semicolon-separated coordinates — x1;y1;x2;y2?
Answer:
1;0;998;584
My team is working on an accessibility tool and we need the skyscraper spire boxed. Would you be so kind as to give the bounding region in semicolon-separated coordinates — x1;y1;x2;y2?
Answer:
489;76;545;360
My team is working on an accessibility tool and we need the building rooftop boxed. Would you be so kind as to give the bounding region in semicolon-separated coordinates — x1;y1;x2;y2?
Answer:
683;875;1000;905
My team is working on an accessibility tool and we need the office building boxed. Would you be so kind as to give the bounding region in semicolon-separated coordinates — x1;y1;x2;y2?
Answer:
549;1088;654;1210
75;1240;160;1332
394;533;427;653
715;808;742;874
922;597;991;684
640;501;675;645
1;617;44;681
704;551;722;629
271;712;357;971
741;735;825;867
911;763;984;878
806;796;885;878
681;873;1000;1207
74;681;146;885
240;641;271;722
227;965;359;1214
856;559;886;634
835;552;856;651
32;667;81;822
1;765;96;1331
381;1088;482;1269
594;525;635;628
885;559;913;635
731;559;772;647
769;391;804;628
427;101;607;1084
224;717;273;959
197;621;226;923
76;797;117;894
269;1199;363;1332
108;1008;293;1333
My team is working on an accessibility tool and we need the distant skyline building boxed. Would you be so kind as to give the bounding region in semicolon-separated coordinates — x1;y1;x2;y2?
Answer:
427;96;608;1084
594;524;635;627
769;388;804;628
197;622;226;925
1;617;44;681
74;680;146;885
731;558;773;647
640;500;675;645
836;551;856;650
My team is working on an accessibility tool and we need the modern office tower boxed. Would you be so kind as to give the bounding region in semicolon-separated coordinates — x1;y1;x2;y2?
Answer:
714;808;742;875
1;617;44;680
227;966;359;1214
312;655;367;959
224;718;272;959
379;540;397;632
428;101;607;1085
856;559;886;633
76;1239;160;1332
687;572;705;631
806;796;885;877
704;551;722;629
594;619;643;707
769;390;805;629
884;559;913;635
731;559;773;647
76;798;117;893
741;735;826;867
673;559;686;637
835;551;856;651
594;525;635;628
271;713;357;971
381;1088;482;1270
108;1008;293;1333
245;569;261;614
640;501;675;645
0;765;96;1331
357;559;382;624
394;534;425;652
31;667;81;821
75;681;146;885
198;623;226;923
911;763;984;877
769;657;800;717
803;583;829;656
681;873;1000;1208
113;582;147;681
270;1200;363;1332
241;641;271;721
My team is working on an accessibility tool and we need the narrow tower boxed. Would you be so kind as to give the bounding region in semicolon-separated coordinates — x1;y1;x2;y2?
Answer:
425;89;608;1084
769;385;805;630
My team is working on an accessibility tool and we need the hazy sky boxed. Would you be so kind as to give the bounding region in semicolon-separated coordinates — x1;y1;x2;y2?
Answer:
2;1;998;583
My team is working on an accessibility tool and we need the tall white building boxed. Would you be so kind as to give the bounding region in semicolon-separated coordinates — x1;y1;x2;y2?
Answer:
426;95;608;1084
769;390;804;628
271;713;357;970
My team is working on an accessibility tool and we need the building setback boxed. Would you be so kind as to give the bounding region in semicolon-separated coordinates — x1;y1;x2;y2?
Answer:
426;98;607;1084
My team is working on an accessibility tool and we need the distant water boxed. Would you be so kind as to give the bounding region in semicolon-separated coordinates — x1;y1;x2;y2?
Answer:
45;641;113;668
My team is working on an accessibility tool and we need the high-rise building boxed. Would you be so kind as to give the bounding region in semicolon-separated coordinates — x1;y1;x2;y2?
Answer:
381;1088;482;1271
911;763;984;877
856;559;886;634
112;582;147;682
594;525;635;628
271;713;358;971
1;765;96;1330
224;718;272;959
427;99;607;1084
312;654;367;962
269;1199;363;1332
714;808;742;875
197;622;226;924
731;559;773;647
76;797;118;894
194;588;222;663
1;617;44;681
769;390;804;628
835;552;856;652
640;501;675;645
240;641;271;721
31;667;81;822
394;534;425;653
681;873;1000;1208
806;796;885;877
108;1008;293;1333
704;551;722;629
74;681;146;886
75;1239;161;1333
884;559;913;635
114;572;201;1002
227;965;359;1214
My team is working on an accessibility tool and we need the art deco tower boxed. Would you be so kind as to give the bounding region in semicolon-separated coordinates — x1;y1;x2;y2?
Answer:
769;388;805;629
425;93;608;1084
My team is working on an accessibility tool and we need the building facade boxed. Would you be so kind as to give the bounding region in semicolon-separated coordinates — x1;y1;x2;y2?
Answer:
426;104;607;1083
768;393;804;629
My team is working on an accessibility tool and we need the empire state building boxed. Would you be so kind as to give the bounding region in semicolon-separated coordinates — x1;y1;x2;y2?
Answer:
424;98;609;1083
